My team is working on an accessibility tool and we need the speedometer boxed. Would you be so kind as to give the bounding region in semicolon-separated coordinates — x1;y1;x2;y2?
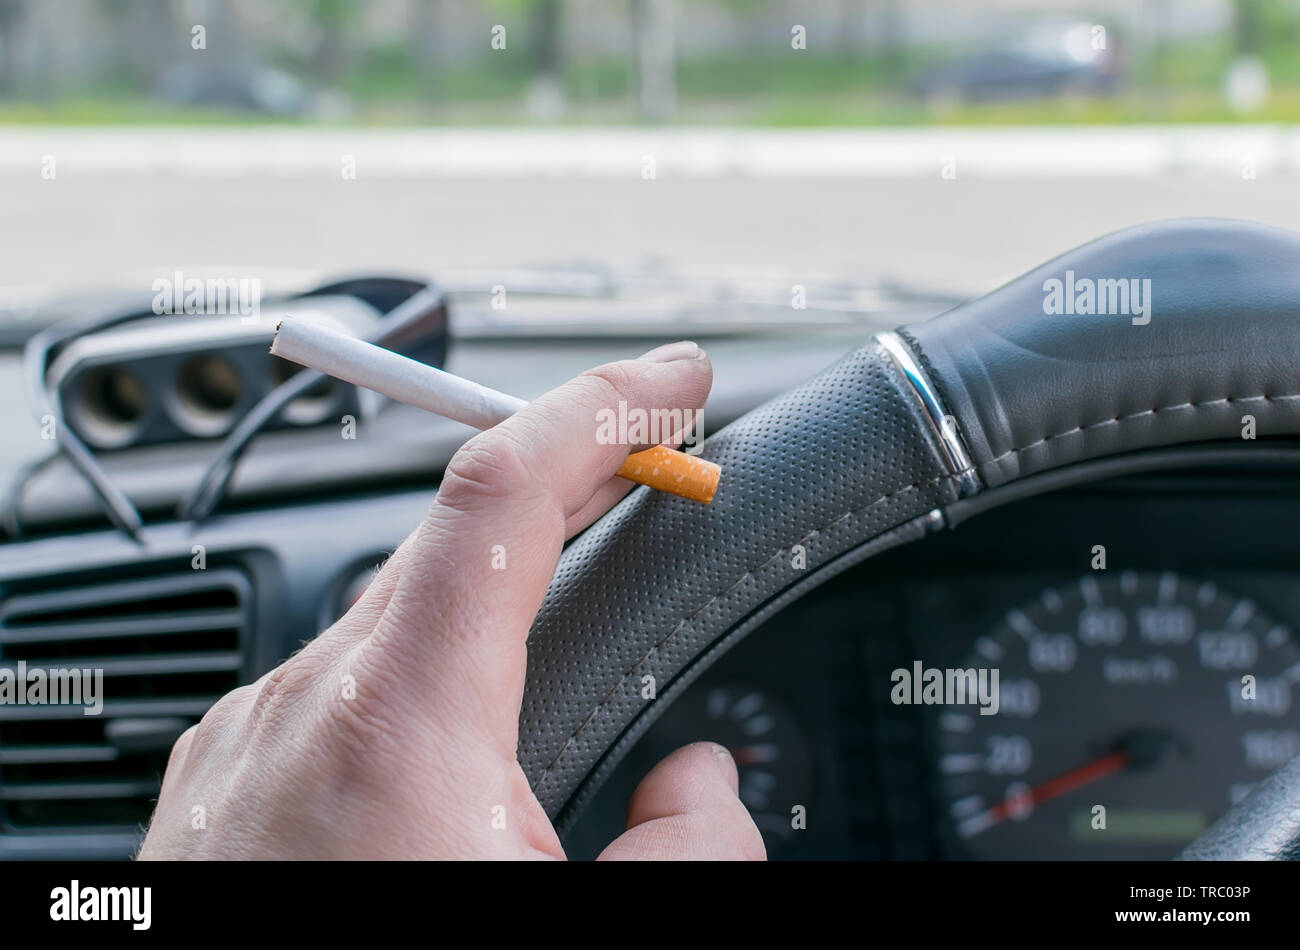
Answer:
936;571;1300;859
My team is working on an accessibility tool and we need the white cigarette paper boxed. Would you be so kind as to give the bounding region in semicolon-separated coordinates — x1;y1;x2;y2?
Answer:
271;314;722;504
271;316;526;430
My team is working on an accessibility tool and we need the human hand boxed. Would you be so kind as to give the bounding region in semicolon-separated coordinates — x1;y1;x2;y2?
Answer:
138;342;765;860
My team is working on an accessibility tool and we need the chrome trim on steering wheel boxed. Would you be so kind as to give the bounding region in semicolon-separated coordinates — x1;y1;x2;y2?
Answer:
874;330;981;497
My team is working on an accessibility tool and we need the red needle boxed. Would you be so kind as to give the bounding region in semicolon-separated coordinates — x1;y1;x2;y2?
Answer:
729;745;778;765
979;750;1131;831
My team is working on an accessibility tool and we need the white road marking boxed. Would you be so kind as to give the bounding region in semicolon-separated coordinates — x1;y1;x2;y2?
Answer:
4;126;1292;180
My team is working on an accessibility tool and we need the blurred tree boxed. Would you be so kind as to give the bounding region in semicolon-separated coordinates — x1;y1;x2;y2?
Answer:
875;0;904;78
1233;0;1264;54
297;0;357;82
488;0;566;117
0;0;24;96
103;0;176;90
1235;0;1300;53
836;0;865;57
634;0;675;122
531;0;562;81
409;0;446;81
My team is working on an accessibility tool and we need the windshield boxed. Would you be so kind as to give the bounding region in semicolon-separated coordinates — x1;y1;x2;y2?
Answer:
0;0;1297;327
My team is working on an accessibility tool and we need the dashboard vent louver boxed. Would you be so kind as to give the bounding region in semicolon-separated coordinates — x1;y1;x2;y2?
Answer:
0;568;251;846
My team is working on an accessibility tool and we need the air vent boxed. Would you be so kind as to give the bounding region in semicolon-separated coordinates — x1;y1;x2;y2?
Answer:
0;568;251;850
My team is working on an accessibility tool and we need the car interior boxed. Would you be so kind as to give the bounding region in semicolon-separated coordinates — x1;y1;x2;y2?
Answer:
0;1;1297;878
1;233;1296;861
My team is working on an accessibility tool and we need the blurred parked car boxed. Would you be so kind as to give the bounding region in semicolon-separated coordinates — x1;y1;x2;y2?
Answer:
157;63;316;117
915;20;1126;108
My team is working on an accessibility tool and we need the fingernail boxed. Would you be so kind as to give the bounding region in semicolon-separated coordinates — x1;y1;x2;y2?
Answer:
639;340;702;363
711;744;739;789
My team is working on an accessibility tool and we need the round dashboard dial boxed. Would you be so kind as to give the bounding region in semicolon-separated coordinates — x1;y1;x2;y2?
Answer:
937;571;1300;859
632;685;814;852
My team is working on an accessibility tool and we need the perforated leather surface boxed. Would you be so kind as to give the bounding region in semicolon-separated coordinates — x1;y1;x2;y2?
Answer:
520;342;960;818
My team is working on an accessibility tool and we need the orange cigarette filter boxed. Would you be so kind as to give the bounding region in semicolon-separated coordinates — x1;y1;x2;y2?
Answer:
271;316;720;504
617;444;721;504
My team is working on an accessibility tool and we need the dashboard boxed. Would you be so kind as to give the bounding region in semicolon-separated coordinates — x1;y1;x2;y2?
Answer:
565;462;1300;860
0;303;1295;860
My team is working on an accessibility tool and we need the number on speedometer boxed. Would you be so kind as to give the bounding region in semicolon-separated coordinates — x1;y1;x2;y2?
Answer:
937;571;1300;860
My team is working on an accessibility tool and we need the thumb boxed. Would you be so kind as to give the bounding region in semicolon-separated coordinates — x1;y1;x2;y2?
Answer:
597;742;767;861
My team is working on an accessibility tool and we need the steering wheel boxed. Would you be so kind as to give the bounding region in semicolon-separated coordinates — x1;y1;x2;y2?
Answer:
516;218;1300;858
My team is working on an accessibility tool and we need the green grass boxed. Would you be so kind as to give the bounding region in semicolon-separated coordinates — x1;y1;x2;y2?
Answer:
0;100;309;125
3;43;1299;127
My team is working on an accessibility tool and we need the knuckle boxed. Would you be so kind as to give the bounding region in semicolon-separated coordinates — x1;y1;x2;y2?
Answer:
314;647;411;781
581;361;640;403
330;686;400;761
199;681;254;729
437;428;535;508
245;658;321;732
181;689;246;762
164;724;197;774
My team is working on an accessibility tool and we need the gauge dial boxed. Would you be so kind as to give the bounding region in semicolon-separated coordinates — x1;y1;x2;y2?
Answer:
937;571;1300;859
632;685;813;851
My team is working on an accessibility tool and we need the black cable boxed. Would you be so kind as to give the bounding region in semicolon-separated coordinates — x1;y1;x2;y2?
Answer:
175;365;334;521
10;281;444;539
20;307;161;541
2;452;59;540
178;284;446;522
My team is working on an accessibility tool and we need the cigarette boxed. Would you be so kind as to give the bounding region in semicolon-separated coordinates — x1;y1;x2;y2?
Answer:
271;316;720;504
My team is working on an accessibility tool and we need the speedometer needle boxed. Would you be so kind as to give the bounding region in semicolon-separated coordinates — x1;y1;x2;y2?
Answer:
956;727;1180;842
957;730;1177;838
972;753;1133;836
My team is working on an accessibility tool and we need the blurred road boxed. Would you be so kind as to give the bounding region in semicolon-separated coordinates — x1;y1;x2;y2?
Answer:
3;128;1300;302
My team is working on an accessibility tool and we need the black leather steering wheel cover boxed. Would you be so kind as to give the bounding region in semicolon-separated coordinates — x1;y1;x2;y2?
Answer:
518;218;1300;848
1180;755;1300;860
555;442;1300;838
552;514;937;834
521;340;964;818
904;218;1300;486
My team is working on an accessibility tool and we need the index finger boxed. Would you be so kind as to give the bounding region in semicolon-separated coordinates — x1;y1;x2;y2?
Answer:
358;342;713;737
